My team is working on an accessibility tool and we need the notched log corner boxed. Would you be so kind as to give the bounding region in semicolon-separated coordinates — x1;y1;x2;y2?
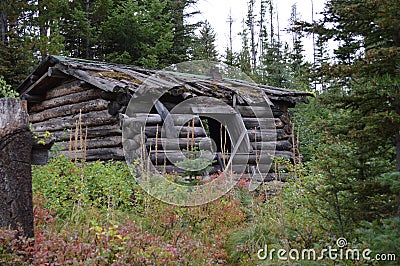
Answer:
31;136;55;166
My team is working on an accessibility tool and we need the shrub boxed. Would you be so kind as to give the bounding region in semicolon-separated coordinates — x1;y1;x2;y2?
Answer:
0;76;18;98
32;156;144;216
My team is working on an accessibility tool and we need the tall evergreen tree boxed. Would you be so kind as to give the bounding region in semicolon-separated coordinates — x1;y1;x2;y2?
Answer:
34;0;65;58
59;0;95;58
164;0;200;63
100;0;173;68
191;21;218;61
297;0;400;234
0;1;35;87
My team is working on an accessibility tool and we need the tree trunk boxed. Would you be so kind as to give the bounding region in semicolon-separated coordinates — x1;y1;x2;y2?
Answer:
0;98;34;238
396;99;400;172
0;7;7;44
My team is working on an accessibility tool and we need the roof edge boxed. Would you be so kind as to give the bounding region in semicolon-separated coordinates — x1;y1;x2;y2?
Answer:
17;55;61;94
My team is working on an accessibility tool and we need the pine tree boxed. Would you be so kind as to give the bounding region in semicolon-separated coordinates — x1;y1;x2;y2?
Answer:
164;0;200;63
191;21;218;61
58;0;95;58
34;0;65;58
100;0;173;68
0;1;36;87
297;0;400;234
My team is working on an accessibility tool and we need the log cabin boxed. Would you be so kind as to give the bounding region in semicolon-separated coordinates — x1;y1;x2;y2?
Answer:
17;55;313;181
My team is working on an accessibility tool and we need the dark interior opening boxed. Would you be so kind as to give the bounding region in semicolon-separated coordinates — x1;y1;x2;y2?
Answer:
202;117;232;154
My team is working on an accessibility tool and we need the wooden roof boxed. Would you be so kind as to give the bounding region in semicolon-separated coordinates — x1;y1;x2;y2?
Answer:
17;55;313;105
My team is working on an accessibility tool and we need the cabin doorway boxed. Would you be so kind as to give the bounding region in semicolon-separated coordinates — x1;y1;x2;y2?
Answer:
201;117;232;170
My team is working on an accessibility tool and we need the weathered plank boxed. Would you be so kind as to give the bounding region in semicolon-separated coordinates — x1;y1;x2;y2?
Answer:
29;99;109;123
0;99;34;237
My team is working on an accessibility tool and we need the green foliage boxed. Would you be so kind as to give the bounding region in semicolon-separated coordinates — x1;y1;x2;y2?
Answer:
32;156;143;216
99;0;173;68
356;217;400;264
0;0;203;82
0;76;18;98
292;0;400;242
175;146;215;181
164;0;201;63
191;20;219;61
1;156;251;265
0;1;36;87
32;130;51;145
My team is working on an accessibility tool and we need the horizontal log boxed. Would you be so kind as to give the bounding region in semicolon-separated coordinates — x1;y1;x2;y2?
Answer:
29;99;109;123
147;150;217;166
242;117;284;129
146;137;212;150
58;147;125;161
44;81;86;99
247;129;291;141
216;151;294;167
249;162;287;174
54;136;122;151
144;125;207;138
237;105;284;118
251;140;293;151
151;165;287;177
123;113;162;126
31;110;117;132
145;150;288;169
153;164;224;175
30;88;101;113
33;124;122;142
123;114;202;127
227;152;275;165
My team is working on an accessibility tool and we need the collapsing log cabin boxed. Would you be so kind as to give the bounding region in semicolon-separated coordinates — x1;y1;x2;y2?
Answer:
17;55;312;181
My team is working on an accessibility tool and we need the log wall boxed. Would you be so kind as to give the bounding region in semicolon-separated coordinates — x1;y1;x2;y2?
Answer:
29;79;299;182
29;81;123;161
137;98;297;181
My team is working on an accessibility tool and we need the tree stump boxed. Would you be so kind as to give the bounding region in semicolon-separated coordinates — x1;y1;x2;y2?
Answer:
0;98;34;238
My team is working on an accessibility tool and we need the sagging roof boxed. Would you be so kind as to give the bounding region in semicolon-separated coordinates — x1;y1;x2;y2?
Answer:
17;55;313;105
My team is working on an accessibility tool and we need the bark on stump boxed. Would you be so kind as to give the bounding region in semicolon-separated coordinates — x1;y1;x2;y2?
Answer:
0;98;34;238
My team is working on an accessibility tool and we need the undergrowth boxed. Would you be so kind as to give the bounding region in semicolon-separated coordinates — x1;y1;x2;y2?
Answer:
1;155;398;265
